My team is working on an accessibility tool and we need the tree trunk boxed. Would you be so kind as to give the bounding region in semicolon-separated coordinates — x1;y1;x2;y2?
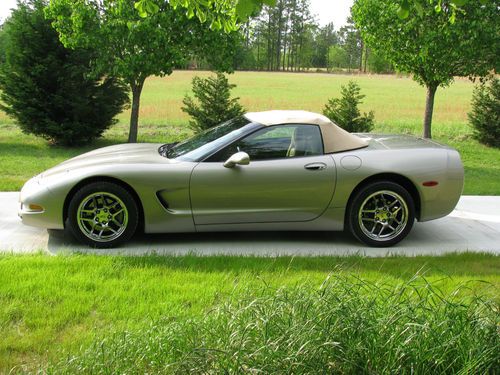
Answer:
423;84;438;139
275;1;283;71
363;45;369;73
257;31;260;69
359;40;364;72
282;12;288;71
128;78;145;143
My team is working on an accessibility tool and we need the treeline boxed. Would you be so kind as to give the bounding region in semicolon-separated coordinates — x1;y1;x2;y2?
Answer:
200;0;393;73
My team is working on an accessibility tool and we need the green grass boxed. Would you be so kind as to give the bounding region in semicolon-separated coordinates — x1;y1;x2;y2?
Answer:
0;253;499;372
1;71;499;194
51;276;499;374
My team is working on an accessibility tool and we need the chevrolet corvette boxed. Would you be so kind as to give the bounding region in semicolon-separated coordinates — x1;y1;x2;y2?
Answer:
19;110;464;248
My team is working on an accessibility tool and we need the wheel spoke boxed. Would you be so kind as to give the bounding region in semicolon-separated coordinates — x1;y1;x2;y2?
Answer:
377;225;385;237
109;201;120;211
358;189;409;242
362;217;376;222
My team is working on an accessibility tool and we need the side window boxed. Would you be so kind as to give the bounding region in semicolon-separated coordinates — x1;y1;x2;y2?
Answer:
206;124;323;162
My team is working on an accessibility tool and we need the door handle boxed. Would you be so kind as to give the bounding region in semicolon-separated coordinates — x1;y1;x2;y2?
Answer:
304;162;327;171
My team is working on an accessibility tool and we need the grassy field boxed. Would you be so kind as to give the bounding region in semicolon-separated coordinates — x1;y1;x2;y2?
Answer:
0;71;499;194
0;252;498;372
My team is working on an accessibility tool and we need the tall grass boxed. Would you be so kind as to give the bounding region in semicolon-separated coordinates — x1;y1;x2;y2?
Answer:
50;275;499;374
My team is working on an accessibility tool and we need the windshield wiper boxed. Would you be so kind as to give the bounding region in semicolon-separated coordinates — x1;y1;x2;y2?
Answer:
158;142;178;158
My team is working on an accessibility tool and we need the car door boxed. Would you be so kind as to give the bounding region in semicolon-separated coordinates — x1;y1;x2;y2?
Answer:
189;124;336;225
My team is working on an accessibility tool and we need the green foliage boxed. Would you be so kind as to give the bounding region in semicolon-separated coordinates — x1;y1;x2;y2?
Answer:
328;46;348;70
240;0;317;72
47;0;239;143
0;0;128;146
182;73;245;132
0;26;7;64
397;0;488;21
468;77;500;148
352;0;499;137
47;0;237;87
312;23;338;68
134;0;276;26
50;275;500;373
352;0;498;89
338;17;363;72
367;50;393;74
323;81;374;133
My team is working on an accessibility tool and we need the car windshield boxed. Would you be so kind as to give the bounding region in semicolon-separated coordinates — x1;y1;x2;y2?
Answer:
166;116;259;161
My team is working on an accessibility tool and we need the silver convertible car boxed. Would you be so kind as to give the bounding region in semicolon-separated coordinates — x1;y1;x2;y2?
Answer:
19;111;464;248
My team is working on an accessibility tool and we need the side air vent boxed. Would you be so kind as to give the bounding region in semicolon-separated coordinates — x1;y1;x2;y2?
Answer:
155;191;170;210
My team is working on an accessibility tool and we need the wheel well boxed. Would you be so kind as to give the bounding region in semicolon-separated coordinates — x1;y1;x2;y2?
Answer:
345;173;421;222
63;176;145;232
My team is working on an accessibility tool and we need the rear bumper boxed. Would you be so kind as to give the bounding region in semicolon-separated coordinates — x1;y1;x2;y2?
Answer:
419;150;464;221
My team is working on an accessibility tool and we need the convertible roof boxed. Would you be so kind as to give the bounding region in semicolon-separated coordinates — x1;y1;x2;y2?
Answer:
244;110;367;153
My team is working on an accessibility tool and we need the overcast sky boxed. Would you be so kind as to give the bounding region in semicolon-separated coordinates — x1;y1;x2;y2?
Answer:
310;0;353;28
0;0;354;28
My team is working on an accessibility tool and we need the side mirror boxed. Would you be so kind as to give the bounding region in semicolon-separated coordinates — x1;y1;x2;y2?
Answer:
223;152;250;168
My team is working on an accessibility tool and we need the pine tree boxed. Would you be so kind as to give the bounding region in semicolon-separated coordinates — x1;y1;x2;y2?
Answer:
468;77;500;148
323;81;375;133
0;0;128;146
182;73;245;132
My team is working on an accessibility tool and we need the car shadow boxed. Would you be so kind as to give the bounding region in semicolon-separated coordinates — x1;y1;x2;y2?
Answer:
47;216;494;257
47;228;371;256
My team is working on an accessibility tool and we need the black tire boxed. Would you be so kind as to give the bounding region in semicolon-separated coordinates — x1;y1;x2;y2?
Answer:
67;182;139;248
347;181;415;247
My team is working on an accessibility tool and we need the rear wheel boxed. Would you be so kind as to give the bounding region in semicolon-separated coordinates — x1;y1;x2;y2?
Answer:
67;182;138;248
348;181;415;247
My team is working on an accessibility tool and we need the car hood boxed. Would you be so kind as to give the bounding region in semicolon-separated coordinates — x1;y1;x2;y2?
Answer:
41;143;171;178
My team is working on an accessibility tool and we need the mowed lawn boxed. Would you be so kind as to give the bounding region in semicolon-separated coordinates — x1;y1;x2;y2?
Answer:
0;71;498;194
0;253;499;372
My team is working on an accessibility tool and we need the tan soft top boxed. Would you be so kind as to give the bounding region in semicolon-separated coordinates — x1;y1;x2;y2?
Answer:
244;110;367;153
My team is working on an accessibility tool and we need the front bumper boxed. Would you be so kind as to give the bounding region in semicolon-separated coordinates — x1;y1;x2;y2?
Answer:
19;176;64;229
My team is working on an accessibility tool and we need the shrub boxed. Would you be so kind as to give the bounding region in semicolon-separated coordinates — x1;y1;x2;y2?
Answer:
0;0;129;146
50;276;499;374
468;77;499;148
182;72;245;133
323;80;375;133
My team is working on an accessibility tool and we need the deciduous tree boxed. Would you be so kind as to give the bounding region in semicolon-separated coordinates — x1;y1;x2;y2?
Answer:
352;0;498;138
47;0;240;142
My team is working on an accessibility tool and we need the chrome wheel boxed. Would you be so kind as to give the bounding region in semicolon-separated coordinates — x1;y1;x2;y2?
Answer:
358;190;409;242
76;192;129;243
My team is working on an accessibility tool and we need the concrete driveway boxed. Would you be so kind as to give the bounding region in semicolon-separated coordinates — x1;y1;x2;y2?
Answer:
0;192;499;257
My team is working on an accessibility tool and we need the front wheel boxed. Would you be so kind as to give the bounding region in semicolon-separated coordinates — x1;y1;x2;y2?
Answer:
347;181;415;247
67;182;139;248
